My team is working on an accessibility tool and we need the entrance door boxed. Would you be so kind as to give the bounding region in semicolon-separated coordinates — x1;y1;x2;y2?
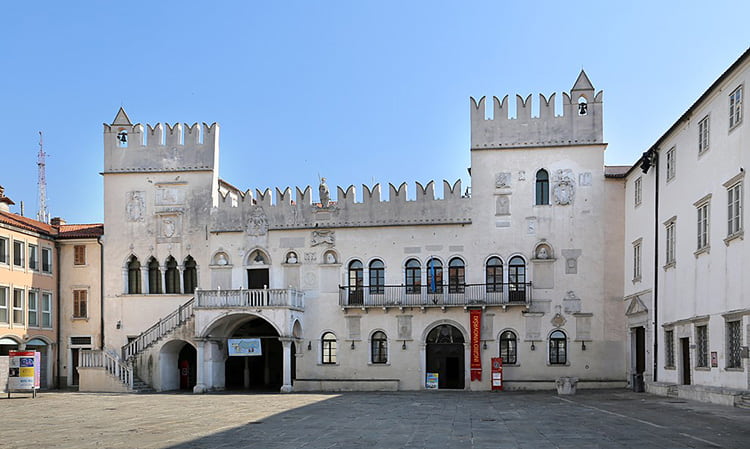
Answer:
247;269;269;289
425;324;465;389
71;348;80;386
681;337;691;385
635;327;645;374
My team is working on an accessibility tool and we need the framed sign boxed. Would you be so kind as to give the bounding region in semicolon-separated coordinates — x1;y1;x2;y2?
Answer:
228;338;263;356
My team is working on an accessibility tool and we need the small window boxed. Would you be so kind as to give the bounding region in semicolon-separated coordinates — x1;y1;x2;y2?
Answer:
183;256;197;294
41;247;52;273
70;336;92;346
73;289;88;318
41;292;52;328
127;256;142;294
448;258;465;293
74;245;86;265
321;332;337;364
727;320;742;368
697;201;710;251
28;244;38;271
549;330;567;365
13;288;24;325
0;236;7;264
666;147;676;181
698;115;710;154
634;177;642;206
371;331;388;364
13;240;24;268
664;329;675;368
727;182;743;237
729;85;743;129
633;239;642;282
485;257;503;293
27;290;38;327
427;258;443;294
369;260;385;294
695;325;708;368
148;258;161;294
0;286;8;323
499;330;517;364
405;259;421;294
665;219;676;267
164;256;180;294
535;169;550;205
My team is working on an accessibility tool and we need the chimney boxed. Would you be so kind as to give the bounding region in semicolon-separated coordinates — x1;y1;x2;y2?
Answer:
0;185;16;213
50;217;66;226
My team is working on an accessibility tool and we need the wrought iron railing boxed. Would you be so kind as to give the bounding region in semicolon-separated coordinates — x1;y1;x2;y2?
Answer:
338;283;532;308
196;288;304;310
122;298;194;360
79;349;134;390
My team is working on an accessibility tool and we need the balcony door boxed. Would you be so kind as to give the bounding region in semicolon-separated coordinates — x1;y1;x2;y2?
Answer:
247;269;269;289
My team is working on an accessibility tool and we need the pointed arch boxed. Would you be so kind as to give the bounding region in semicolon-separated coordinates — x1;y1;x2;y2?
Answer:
147;257;161;294
127;255;142;294
183;255;197;294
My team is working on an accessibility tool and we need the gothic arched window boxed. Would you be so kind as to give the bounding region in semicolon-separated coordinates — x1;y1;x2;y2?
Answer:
127;256;141;294
536;169;549;205
148;257;161;294
183;255;197;294
165;256;180;294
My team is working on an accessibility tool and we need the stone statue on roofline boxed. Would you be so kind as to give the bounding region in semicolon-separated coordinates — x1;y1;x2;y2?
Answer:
319;177;330;208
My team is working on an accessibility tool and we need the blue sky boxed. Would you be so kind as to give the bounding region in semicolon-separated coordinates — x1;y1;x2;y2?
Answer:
1;1;748;223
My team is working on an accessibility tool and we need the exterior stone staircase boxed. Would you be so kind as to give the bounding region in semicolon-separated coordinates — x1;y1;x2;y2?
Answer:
666;385;679;397
735;394;750;409
122;298;195;361
132;376;156;393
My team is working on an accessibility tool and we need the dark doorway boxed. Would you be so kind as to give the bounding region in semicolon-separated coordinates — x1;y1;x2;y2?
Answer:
71;348;80;386
225;318;282;391
291;342;297;381
681;337;691;385
425;324;465;389
635;327;646;374
178;344;197;390
247;269;269;289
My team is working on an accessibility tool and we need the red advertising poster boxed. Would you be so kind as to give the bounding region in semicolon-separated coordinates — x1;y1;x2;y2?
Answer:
470;309;482;381
491;357;503;391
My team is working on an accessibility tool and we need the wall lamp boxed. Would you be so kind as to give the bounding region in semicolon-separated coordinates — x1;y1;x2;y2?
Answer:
582;341;587;351
402;341;407;350
116;320;122;330
482;341;487;350
350;341;355;350
530;342;536;351
307;341;312;351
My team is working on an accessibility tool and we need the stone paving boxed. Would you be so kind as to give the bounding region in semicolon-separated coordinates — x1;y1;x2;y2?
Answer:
1;389;749;448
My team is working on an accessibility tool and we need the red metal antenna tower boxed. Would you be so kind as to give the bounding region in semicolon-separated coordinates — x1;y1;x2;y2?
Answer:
37;131;49;223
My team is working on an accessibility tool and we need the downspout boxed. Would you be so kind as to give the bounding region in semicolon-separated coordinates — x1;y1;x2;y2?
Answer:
652;149;660;383
98;236;104;350
55;241;61;389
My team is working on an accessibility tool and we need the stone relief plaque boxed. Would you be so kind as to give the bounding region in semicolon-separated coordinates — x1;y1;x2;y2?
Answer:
311;230;335;246
553;169;576;205
155;187;185;206
526;218;537;235
495;195;510;216
579;172;592;187
156;214;182;242
397;315;412;340
495;172;511;189
246;206;268;236
563;291;581;314
126;191;145;222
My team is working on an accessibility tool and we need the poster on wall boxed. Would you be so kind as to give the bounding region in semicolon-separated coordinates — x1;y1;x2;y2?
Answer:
228;338;263;356
7;351;39;397
470;309;482;381
425;372;439;389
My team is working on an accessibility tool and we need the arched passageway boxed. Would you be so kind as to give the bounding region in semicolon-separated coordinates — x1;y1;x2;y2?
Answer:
224;317;282;391
425;324;465;389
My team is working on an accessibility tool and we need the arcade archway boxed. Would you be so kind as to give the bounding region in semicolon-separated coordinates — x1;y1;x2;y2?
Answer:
224;317;282;391
425;324;465;389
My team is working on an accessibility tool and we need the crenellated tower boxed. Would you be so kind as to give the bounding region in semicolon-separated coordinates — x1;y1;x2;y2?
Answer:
470;70;603;149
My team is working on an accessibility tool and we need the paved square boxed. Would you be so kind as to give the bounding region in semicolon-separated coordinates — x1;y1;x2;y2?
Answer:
1;389;749;448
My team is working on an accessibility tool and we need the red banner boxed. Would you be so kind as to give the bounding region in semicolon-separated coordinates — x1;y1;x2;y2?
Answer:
470;309;482;381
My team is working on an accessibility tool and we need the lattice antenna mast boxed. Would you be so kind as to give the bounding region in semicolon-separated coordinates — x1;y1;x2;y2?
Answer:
37;131;49;223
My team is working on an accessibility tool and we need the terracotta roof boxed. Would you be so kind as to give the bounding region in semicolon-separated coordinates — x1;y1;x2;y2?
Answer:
58;223;104;239
604;165;630;178
0;211;57;235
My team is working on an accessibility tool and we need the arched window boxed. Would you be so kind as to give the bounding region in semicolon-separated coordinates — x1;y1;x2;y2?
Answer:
549;330;567;364
165;256;180;294
427;258;443;293
485;257;503;293
405;259;421;294
369;260;385;294
508;256;526;302
348;260;363;305
499;330;517;364
183;256;197;294
371;331;387;364
147;258;161;294
535;169;549;205
321;332;337;364
448;258;465;293
127;256;141;294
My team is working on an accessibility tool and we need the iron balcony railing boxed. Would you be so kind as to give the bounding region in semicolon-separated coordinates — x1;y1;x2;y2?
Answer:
196;288;304;310
338;283;532;308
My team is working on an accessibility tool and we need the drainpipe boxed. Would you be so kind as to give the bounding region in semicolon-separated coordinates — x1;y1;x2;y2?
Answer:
55;241;61;389
98;236;104;350
641;148;659;383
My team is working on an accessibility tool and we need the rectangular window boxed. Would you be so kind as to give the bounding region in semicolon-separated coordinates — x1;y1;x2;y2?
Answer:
0;237;7;264
665;220;676;266
727;182;743;237
74;245;86;265
13;288;24;325
729;85;743;129
666;147;676;181
665;330;675;367
27;290;38;327
697;201;710;250
698;115;710;153
28;244;38;271
73;290;88;318
634;177;642;206
42;247;52;273
633;240;642;281
727;320;742;368
41;292;52;328
13;240;24;268
0;286;8;324
695;325;708;368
